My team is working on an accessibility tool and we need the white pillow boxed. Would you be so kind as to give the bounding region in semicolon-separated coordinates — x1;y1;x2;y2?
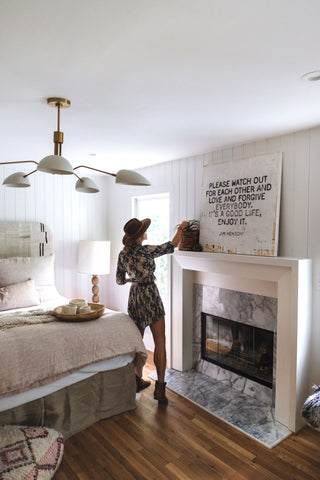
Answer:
0;254;55;287
0;279;40;311
36;285;61;302
0;254;58;301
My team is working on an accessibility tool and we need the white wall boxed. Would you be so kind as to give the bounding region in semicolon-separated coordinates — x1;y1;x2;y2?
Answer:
105;126;320;387
1;126;320;386
0;168;109;305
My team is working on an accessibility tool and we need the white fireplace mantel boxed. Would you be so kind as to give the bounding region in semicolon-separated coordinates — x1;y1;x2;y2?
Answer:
171;250;312;432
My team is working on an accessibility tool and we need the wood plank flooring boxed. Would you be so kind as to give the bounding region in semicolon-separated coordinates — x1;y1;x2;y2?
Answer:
55;353;320;479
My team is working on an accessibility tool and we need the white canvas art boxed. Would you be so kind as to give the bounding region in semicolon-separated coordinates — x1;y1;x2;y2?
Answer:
199;153;282;256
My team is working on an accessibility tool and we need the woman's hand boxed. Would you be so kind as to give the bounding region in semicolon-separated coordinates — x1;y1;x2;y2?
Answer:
178;221;189;231
171;220;190;247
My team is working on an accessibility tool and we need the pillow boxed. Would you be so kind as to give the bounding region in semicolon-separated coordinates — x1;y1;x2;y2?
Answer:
0;254;56;299
36;284;61;302
302;385;320;428
0;279;40;311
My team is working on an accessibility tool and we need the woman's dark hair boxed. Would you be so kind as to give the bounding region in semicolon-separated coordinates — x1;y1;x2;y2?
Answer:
123;242;139;253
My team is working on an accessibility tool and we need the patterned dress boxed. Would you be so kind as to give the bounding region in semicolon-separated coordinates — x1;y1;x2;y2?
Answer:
116;241;174;331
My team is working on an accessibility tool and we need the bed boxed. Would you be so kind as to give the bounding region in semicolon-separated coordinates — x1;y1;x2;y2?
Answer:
0;221;147;439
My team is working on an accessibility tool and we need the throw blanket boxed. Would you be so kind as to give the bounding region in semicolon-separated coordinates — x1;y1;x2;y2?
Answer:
0;309;55;329
0;309;147;399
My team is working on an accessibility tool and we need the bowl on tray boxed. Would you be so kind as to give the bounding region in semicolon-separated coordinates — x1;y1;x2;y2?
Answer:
53;302;105;321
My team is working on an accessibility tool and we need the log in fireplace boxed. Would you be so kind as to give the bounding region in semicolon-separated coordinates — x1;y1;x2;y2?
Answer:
201;312;274;388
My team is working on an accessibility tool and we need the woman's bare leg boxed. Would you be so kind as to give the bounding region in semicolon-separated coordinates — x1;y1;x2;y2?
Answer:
150;317;166;383
135;327;144;375
135;327;151;391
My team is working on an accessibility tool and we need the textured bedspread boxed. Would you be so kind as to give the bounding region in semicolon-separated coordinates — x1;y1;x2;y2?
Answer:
0;310;55;329
0;310;147;399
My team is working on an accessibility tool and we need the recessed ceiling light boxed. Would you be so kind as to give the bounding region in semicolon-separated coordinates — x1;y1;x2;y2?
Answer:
301;70;320;82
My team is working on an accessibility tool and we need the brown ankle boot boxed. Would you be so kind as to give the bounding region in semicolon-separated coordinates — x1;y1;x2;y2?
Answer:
154;381;168;404
136;375;151;392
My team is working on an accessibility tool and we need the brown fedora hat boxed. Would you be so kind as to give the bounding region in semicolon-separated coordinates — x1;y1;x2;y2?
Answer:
122;217;151;245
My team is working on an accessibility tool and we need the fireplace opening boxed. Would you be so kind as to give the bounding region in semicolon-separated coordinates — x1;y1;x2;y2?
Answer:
201;312;274;388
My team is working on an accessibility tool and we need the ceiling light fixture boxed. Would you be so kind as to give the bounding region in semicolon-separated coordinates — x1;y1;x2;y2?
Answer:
0;97;151;193
301;70;320;82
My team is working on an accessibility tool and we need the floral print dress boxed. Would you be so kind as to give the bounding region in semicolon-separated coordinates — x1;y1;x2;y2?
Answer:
116;241;174;331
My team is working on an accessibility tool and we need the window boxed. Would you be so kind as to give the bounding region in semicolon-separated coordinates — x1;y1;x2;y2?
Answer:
133;193;170;350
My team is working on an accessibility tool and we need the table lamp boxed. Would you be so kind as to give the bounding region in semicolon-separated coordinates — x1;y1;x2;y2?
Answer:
78;240;111;303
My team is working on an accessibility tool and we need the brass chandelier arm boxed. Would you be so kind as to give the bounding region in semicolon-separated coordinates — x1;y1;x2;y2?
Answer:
74;165;116;177
0;161;39;179
73;172;82;181
0;160;38;166
24;169;38;178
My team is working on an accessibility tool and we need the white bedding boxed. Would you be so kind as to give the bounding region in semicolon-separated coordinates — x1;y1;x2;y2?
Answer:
0;222;146;430
0;354;134;412
0;296;144;412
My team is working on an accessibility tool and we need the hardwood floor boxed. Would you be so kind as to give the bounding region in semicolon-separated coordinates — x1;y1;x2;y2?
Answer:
55;353;320;479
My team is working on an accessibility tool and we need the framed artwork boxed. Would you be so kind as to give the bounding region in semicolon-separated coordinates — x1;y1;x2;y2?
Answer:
199;152;282;256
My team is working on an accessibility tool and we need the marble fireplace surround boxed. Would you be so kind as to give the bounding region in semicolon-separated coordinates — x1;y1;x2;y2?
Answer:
171;251;312;433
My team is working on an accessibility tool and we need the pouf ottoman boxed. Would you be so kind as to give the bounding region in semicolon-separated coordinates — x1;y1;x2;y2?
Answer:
301;384;320;429
0;425;64;479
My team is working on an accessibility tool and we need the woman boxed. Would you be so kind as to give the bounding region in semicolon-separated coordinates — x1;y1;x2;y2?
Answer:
116;217;189;404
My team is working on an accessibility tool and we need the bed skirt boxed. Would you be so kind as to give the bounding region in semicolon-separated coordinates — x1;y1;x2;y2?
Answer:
0;361;136;439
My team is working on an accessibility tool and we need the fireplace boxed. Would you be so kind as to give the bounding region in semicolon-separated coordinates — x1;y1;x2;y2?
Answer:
201;312;274;388
171;250;312;432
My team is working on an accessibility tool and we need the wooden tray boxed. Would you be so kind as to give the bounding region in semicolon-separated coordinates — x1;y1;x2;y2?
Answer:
53;303;105;322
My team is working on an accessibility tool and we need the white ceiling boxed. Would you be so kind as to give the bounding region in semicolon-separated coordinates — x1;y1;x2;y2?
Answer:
1;0;320;173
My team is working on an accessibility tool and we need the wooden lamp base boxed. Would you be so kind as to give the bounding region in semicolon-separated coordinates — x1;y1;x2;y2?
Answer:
91;274;100;303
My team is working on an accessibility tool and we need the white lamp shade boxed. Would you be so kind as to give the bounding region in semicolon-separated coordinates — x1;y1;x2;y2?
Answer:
37;155;74;175
2;172;31;188
115;169;151;186
78;240;110;275
75;176;99;193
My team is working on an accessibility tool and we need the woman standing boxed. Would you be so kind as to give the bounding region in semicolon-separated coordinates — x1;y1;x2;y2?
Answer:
116;217;189;404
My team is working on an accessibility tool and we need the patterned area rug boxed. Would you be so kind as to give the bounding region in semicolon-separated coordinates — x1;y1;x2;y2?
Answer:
0;425;64;479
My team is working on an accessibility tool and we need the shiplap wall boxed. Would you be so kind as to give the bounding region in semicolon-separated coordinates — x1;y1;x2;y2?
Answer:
0;168;109;304
1;126;320;384
105;126;320;386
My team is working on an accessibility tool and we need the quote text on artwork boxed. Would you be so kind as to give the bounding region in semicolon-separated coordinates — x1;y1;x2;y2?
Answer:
206;174;271;229
199;153;282;256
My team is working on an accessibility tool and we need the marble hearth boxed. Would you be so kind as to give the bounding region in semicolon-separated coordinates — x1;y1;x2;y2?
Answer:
170;251;311;433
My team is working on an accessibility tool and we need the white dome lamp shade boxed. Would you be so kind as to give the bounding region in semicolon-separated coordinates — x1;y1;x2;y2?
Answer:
2;172;31;188
75;176;100;193
37;154;74;175
115;169;151;186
